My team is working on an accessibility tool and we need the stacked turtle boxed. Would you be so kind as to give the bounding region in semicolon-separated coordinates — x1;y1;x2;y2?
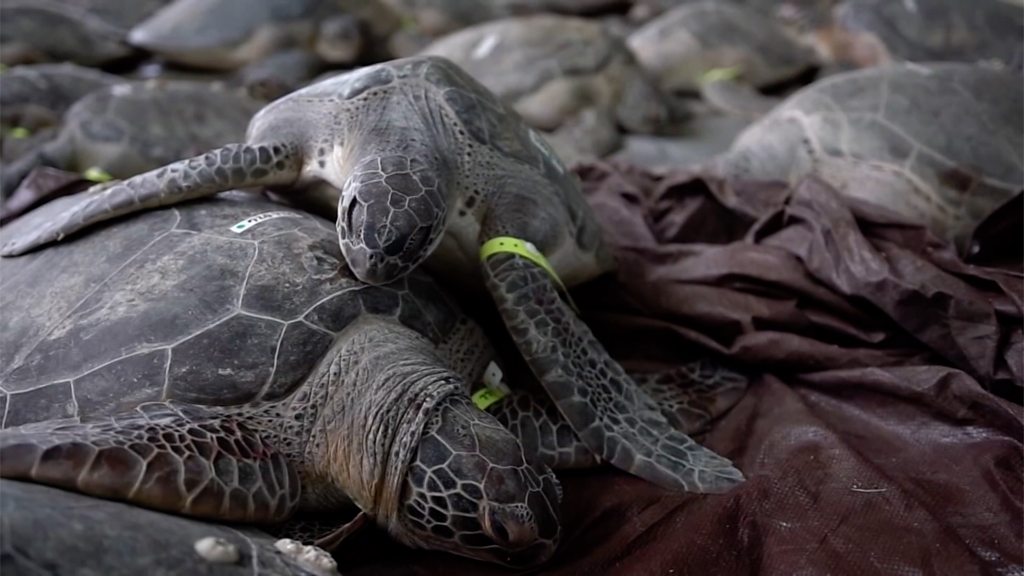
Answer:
417;14;686;165
0;56;747;570
1;0;1022;570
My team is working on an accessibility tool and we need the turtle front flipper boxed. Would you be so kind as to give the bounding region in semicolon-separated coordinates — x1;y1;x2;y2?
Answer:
482;252;745;493
490;360;749;471
0;142;302;256
0;401;301;523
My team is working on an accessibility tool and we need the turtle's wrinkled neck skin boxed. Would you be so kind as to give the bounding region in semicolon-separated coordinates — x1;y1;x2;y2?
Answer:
233;316;560;566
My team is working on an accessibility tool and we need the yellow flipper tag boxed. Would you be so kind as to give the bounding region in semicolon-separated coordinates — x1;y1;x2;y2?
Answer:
479;236;579;313
699;66;742;86
472;361;509;410
83;166;113;183
7;126;30;139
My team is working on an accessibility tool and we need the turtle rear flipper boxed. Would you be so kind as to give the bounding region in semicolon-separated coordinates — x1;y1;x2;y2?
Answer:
0;401;301;523
0;142;301;256
482;252;744;493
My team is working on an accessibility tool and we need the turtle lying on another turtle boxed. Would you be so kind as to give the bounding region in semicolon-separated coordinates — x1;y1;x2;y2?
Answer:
626;1;819;116
129;0;399;71
0;63;123;134
720;62;1023;252
814;0;1024;70
0;0;168;66
1;80;262;196
0;55;745;495
419;14;685;163
0;193;747;566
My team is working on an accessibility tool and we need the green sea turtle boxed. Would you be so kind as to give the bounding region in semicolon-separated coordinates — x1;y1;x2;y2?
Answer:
0;0;168;66
0;56;746;494
128;0;397;71
380;0;626;37
0;193;747;566
3;480;334;576
814;0;1024;70
418;14;684;162
626;2;818;104
0;79;261;196
0;63;123;133
0;193;561;567
624;2;821;117
719;62;1023;252
236;48;327;101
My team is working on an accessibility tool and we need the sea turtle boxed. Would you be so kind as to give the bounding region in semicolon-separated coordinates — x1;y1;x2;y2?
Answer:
380;0;626;37
0;193;747;567
0;79;261;196
0;192;561;568
0;63;123;133
626;2;819;96
0;0;168;66
814;0;1024;70
719;62;1023;252
3;480;333;576
236;48;327;101
418;14;685;162
0;56;746;494
128;0;398;71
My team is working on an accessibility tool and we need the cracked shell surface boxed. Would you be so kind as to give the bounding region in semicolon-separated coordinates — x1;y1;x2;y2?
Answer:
0;192;462;426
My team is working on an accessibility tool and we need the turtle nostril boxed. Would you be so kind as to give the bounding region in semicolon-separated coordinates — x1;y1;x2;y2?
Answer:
483;507;535;549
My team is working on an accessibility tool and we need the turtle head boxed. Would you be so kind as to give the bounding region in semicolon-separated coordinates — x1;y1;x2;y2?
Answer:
393;394;561;567
338;154;448;285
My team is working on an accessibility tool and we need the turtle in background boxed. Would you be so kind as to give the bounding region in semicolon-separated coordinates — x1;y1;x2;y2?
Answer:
719;62;1023;252
0;79;261;196
0;0;168;66
0;63;123;134
418;14;686;164
0;193;747;566
128;0;399;71
381;0;627;39
626;2;819;116
814;0;1024;70
0;56;745;495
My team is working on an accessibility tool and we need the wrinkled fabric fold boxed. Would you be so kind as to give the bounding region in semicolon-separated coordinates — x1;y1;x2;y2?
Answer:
343;162;1021;575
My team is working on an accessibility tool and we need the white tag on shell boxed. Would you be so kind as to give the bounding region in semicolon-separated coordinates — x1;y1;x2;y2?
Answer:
482;361;510;395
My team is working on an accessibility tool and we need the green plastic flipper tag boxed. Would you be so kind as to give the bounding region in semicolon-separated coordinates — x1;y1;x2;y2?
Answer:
699;66;742;85
471;361;509;411
479;236;580;313
83;166;113;183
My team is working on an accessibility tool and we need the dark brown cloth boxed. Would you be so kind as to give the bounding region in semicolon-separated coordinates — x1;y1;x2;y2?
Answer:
340;163;1023;575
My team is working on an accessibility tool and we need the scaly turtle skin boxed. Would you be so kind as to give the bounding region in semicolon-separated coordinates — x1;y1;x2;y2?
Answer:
626;1;818;94
720;62;1023;251
0;193;561;567
816;0;1024;69
418;14;683;162
129;0;398;71
0;63;123;133
0;0;168;66
0;56;746;494
1;80;261;196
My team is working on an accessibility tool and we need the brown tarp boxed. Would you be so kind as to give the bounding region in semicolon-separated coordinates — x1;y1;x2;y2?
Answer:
340;162;1023;575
